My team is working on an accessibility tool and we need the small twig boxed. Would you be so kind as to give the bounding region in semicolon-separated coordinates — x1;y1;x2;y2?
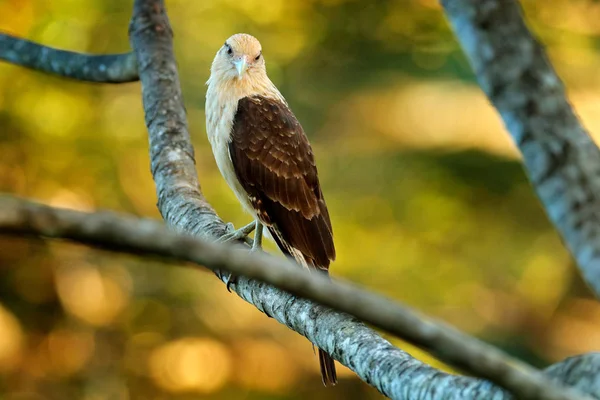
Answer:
0;196;592;400
0;33;138;83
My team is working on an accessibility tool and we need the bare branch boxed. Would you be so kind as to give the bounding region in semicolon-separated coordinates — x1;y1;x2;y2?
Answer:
0;195;595;400
546;353;600;396
128;1;227;241
0;33;138;83
440;0;600;298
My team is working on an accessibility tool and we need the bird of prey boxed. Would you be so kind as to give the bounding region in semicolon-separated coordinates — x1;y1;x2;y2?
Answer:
205;33;337;386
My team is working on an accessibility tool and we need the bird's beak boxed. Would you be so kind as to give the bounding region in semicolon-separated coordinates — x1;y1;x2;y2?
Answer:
233;57;248;78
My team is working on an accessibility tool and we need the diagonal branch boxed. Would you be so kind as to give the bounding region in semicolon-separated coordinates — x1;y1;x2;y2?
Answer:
126;1;592;399
440;0;600;299
128;1;227;241
0;33;138;83
0;195;595;400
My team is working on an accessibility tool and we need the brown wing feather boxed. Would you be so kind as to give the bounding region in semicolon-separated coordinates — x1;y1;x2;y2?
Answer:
229;96;335;269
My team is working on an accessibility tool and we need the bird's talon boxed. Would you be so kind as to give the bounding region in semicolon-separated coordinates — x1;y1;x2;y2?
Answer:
216;269;237;292
217;221;256;244
224;273;238;292
252;221;264;251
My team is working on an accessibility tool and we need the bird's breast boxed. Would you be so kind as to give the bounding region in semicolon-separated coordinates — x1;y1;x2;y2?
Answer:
205;93;257;217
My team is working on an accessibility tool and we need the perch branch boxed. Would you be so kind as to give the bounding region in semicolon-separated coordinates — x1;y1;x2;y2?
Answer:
0;195;595;400
441;0;600;298
0;33;138;83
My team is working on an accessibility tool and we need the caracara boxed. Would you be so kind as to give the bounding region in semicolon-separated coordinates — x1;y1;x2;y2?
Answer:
205;33;337;386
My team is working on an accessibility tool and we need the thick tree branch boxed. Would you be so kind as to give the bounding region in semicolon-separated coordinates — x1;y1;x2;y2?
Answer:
440;0;600;298
0;195;595;400
128;1;228;241
0;33;138;83
546;354;600;396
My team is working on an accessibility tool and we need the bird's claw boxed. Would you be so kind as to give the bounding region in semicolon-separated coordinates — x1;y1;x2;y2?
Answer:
217;221;262;293
217;269;238;292
252;221;263;251
217;221;256;244
225;273;238;292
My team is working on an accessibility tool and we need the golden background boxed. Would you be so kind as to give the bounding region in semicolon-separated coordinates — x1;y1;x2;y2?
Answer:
1;0;599;398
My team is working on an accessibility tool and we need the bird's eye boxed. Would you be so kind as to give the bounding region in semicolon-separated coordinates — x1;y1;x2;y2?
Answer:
255;52;261;61
224;43;233;55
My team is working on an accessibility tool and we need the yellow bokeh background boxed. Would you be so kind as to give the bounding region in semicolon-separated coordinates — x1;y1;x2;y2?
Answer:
1;0;600;398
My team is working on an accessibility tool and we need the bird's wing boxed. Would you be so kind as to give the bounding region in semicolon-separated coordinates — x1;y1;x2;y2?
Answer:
229;95;335;269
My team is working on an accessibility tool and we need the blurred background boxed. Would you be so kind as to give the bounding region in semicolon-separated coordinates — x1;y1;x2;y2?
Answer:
1;0;599;398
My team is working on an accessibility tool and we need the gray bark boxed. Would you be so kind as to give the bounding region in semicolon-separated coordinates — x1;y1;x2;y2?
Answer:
441;0;600;298
0;33;138;83
547;354;600;396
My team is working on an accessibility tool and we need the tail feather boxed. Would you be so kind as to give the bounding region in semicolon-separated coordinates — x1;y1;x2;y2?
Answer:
268;225;338;386
319;349;338;386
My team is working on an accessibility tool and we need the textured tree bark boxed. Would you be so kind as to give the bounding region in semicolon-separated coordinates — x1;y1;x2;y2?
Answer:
0;0;598;398
0;33;138;83
128;1;227;241
441;0;600;299
546;354;600;397
0;195;596;400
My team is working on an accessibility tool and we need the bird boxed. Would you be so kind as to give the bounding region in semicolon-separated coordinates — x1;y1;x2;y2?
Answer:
205;33;337;386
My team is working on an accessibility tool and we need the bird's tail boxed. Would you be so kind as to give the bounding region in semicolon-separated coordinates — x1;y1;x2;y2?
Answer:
315;266;337;386
319;349;338;386
268;226;338;386
299;256;338;386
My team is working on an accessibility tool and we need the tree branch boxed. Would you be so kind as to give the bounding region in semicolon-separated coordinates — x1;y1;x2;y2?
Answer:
128;1;227;241
546;354;600;396
0;195;595;400
440;0;600;299
0;33;138;83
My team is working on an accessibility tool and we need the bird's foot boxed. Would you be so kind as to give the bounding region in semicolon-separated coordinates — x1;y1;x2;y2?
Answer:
217;221;264;292
217;221;256;244
251;221;264;252
217;269;238;293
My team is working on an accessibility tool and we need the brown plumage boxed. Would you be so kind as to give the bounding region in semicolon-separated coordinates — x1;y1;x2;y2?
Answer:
206;33;337;386
230;96;335;269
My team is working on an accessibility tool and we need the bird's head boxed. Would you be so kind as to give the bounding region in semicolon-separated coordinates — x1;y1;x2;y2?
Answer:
210;33;266;83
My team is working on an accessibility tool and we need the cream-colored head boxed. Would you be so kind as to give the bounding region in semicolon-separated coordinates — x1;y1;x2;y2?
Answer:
206;33;284;120
210;33;266;83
